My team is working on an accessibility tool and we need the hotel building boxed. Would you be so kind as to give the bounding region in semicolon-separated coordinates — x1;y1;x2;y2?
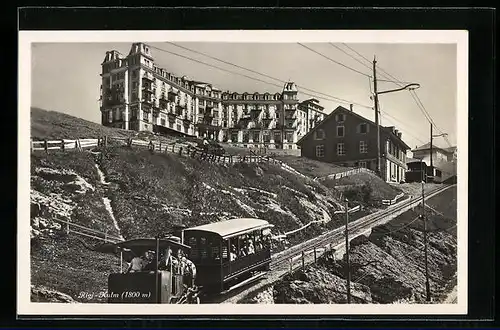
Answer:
100;43;325;149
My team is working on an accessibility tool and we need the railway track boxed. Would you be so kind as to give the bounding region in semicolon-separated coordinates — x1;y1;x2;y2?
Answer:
215;183;455;303
271;184;454;269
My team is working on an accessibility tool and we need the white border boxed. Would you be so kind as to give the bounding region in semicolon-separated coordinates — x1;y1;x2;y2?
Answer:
19;30;468;316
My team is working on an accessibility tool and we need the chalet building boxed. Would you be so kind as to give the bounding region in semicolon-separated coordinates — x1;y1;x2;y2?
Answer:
297;105;411;183
99;43;325;149
411;143;457;182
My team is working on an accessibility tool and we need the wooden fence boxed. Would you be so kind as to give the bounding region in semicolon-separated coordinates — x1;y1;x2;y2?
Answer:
382;192;406;206
31;136;371;182
316;167;376;181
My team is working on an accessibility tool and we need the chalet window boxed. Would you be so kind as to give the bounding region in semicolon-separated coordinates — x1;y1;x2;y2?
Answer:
358;123;369;134
314;129;325;140
359;141;368;153
335;113;346;122
337;126;345;137
316;145;325;158
337;143;345;156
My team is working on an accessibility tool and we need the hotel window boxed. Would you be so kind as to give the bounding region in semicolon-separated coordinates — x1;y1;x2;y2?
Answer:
359;123;368;134
337;143;345;156
161;119;166;126
359;161;367;168
286;132;293;142
314;129;325;140
316;145;325;158
337;126;345;137
359;141;368;153
263;130;270;142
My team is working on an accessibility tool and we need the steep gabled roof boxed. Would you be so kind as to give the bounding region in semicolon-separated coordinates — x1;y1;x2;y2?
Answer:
412;142;453;154
297;106;411;150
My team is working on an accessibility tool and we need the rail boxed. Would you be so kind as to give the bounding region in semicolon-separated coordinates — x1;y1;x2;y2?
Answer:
51;217;124;244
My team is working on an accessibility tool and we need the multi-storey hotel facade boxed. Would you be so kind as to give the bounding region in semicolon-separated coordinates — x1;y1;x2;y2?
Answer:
100;43;325;149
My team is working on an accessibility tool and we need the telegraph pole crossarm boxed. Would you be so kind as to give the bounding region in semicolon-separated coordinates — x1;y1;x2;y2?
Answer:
372;55;420;180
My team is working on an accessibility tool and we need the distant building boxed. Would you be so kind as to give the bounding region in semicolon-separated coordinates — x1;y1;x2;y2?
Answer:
99;43;325;149
298;98;326;133
411;143;457;182
412;143;457;164
297;106;411;183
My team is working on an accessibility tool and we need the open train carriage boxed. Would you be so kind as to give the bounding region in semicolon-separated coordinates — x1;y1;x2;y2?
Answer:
105;237;193;304
183;218;274;293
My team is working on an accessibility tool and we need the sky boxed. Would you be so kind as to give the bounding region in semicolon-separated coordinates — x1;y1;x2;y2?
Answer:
31;42;457;150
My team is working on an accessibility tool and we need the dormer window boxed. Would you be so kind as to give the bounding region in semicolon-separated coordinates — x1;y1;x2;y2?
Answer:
335;113;346;122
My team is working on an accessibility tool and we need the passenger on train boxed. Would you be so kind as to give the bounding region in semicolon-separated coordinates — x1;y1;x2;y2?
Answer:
246;239;255;255
255;236;263;251
126;251;151;273
179;252;197;287
239;246;247;257
230;245;237;261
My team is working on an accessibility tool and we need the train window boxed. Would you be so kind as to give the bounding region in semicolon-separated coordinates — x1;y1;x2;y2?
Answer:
200;237;207;259
187;236;199;259
221;242;229;261
211;246;220;260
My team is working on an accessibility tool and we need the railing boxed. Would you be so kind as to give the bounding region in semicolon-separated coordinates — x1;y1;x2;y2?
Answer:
50;217;124;244
315;167;376;181
382;192;405;205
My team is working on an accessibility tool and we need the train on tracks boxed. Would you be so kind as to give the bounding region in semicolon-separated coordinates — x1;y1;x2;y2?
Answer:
101;218;274;304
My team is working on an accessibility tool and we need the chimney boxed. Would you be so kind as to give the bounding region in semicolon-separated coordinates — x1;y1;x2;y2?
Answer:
397;132;402;139
394;129;399;136
349;104;353;111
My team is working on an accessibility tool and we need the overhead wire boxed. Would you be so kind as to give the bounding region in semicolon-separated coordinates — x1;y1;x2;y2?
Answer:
343;43;453;148
297;43;372;78
153;43;372;109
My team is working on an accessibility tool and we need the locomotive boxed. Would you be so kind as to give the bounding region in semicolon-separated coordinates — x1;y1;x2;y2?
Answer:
102;218;274;304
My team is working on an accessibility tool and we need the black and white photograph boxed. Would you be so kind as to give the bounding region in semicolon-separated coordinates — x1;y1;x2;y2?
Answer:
18;30;467;315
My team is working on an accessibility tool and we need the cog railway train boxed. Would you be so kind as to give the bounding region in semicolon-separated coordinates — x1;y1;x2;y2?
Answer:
100;218;274;304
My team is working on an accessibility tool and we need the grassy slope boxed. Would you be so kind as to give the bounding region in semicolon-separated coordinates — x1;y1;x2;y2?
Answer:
30;150;122;302
323;171;402;202
99;146;342;239
31;107;135;140
275;186;457;304
29;107;405;301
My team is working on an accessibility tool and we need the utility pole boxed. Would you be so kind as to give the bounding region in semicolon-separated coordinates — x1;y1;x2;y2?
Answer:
373;56;381;179
421;180;431;302
430;123;433;180
345;199;351;304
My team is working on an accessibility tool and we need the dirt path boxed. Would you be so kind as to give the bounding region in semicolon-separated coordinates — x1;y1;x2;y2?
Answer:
92;152;124;241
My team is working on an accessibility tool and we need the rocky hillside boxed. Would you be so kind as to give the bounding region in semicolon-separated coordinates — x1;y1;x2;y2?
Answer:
273;186;457;304
29;108;405;303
